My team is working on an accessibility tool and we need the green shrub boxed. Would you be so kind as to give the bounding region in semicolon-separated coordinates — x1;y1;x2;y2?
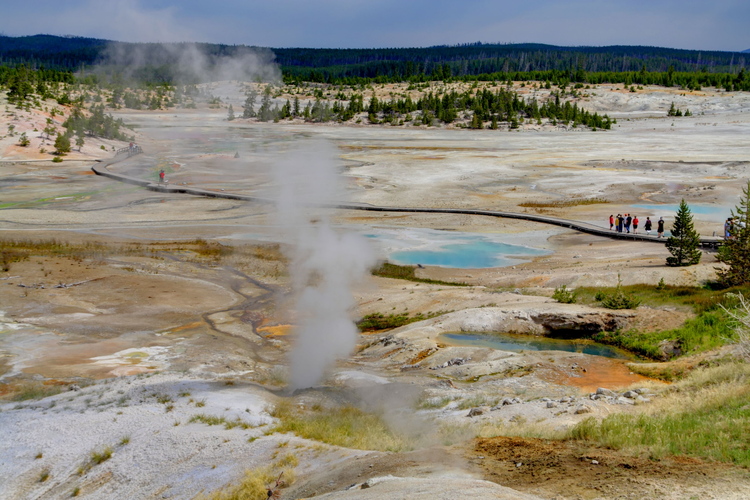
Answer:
596;276;640;309
552;285;577;304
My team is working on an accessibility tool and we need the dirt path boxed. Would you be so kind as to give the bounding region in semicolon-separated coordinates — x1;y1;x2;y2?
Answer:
471;436;750;500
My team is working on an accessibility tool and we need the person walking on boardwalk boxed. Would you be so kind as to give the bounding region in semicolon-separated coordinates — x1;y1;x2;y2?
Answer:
616;214;623;232
724;218;733;239
609;214;614;230
624;214;632;233
632;215;639;234
644;216;652;235
159;169;165;183
657;217;665;238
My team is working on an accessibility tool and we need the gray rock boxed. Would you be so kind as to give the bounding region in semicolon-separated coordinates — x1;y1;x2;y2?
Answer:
616;396;635;405
467;407;488;417
623;390;639;399
574;405;592;414
635;396;651;404
596;388;616;397
546;401;558;408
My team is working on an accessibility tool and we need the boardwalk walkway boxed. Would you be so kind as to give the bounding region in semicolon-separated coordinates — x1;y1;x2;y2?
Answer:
92;153;723;249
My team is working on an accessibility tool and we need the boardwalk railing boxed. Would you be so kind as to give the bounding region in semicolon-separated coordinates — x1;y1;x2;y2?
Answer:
92;150;724;249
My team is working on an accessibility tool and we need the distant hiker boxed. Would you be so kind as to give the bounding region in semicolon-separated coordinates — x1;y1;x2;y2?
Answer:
644;217;652;234
624;214;632;233
616;214;623;233
609;214;614;230
159;169;165;183
657;217;665;238
724;218;732;239
632;215;639;234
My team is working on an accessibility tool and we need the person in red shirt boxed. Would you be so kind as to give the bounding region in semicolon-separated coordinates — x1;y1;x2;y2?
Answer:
159;170;165;183
609;214;614;230
632;215;639;234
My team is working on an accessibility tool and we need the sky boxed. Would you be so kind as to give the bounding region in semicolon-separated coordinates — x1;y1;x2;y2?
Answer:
0;0;748;52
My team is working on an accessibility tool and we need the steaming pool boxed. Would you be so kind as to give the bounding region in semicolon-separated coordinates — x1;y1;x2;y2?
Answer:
365;228;551;269
438;332;635;360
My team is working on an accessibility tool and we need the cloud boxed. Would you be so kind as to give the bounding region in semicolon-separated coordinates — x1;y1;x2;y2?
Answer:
1;0;747;51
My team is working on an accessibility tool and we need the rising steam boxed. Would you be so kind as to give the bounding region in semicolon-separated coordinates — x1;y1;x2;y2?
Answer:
273;141;375;390
99;41;281;84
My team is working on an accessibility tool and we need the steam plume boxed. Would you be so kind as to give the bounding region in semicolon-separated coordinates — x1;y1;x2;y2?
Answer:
273;141;375;390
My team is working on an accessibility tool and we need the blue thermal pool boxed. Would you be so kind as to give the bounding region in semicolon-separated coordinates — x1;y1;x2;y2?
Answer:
365;229;550;269
438;332;634;360
631;203;731;222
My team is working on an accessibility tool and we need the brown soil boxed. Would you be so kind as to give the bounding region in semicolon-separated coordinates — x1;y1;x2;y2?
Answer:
471;436;750;499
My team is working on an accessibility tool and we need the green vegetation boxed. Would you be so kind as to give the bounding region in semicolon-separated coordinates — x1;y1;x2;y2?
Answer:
569;363;750;466
188;413;255;430
270;400;410;451
202;459;295;500
371;262;467;286
357;310;450;332
552;284;577;304
593;309;734;359
665;199;701;267
77;445;114;475
716;180;750;287
2;381;66;402
593;276;641;310
561;282;750;360
519;197;608;208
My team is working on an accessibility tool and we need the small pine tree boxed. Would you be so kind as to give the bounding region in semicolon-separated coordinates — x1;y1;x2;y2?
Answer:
665;199;702;266
716;180;750;286
227;104;235;121
18;132;30;147
54;133;71;155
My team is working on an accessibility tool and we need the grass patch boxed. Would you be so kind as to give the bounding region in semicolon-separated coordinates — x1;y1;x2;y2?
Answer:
202;465;294;500
78;445;113;475
518;197;608;208
568;363;750;466
357;310;450;331
371;262;468;286
593;309;736;360
575;283;750;314
418;395;454;409
569;283;750;360
188;413;255;430
3;381;66;402
270;401;410;452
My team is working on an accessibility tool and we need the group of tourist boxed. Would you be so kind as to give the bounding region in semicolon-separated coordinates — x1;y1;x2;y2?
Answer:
609;214;665;237
724;217;745;239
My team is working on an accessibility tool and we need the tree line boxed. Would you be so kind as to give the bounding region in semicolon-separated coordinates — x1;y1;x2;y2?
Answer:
1;35;748;90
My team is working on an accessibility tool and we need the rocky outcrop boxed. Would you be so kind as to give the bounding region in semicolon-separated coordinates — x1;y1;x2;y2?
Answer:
390;303;635;342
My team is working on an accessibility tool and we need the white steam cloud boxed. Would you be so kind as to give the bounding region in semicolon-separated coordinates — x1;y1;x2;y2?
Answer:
100;42;281;84
273;141;375;391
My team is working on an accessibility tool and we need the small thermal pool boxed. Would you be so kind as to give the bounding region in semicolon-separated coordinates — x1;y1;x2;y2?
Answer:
365;228;550;269
631;203;731;222
438;332;634;360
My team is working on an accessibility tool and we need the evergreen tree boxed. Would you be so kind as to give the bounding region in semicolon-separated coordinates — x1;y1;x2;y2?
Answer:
227;104;235;121
665;199;702;266
54;133;71;155
242;90;257;118
716;180;750;286
257;87;273;122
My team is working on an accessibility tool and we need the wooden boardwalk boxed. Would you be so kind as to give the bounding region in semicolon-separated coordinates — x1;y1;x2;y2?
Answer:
92;155;723;249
